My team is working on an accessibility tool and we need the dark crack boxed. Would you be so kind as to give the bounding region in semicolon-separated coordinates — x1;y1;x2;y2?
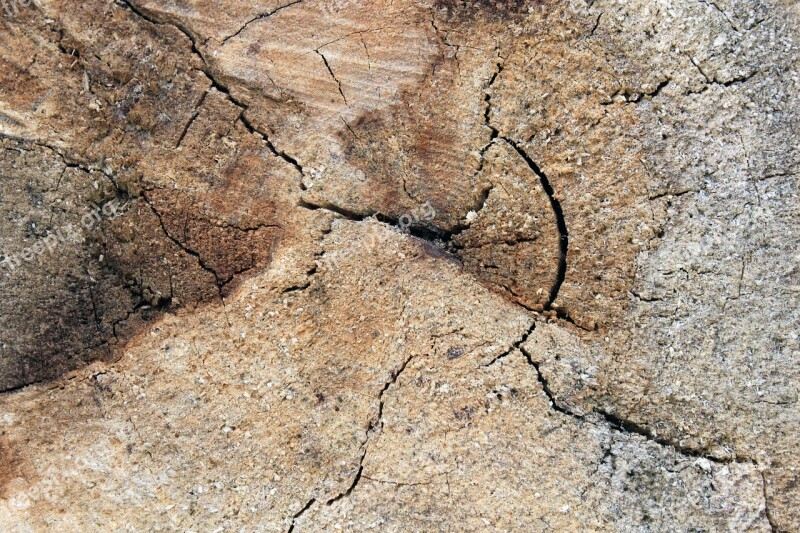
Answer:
500;138;568;312
175;90;207;148
438;52;571;318
479;319;754;467
588;12;603;37
118;0;305;178
140;191;225;289
117;0;204;57
221;0;304;44
648;188;697;201
520;339;752;464
340;116;359;139
474;52;503;175
298;126;574;323
4;134;271;314
315;50;348;105
402;53;503;240
129;187;279;291
281;264;317;294
373;353;415;430
0;376;57;395
281;281;312;294
286;497;315;533
286;352;415;530
519;345;577;418
298;200;454;247
482;322;536;367
761;471;779;533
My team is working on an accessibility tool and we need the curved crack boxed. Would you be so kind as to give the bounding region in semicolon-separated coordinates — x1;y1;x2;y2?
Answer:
500;138;568;312
444;54;572;320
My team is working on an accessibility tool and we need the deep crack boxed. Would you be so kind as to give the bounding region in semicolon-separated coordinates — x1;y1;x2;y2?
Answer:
298;200;453;246
500;138;568;312
286;497;315;533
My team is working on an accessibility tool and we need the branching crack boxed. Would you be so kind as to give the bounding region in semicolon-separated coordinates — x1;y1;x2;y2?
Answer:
472;52;503;178
136;191;279;291
22;6;780;527
430;16;461;72
140;191;225;289
118;0;305;178
445;53;503;238
686;54;758;94
440;53;571;318
479;315;755;466
117;0;203;57
482;322;536;367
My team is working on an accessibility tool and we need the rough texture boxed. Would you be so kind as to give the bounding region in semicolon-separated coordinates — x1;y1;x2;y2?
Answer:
1;0;798;530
